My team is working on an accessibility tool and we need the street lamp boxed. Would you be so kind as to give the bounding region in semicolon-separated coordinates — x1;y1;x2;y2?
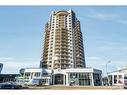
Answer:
106;60;111;86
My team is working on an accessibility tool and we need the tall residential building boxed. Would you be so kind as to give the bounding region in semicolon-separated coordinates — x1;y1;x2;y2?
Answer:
17;9;102;86
40;9;86;69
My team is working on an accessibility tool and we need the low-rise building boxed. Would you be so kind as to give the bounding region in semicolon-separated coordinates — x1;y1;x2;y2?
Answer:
103;66;127;86
17;67;102;86
0;74;19;83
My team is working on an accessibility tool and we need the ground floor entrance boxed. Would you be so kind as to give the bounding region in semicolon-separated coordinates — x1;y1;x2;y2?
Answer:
54;74;64;84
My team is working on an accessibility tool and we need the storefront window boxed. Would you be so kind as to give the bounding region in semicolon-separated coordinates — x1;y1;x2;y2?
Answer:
34;72;41;77
42;79;46;83
79;73;90;86
43;72;48;76
93;73;101;86
70;73;77;79
69;73;91;86
114;75;117;84
25;73;30;77
124;76;127;79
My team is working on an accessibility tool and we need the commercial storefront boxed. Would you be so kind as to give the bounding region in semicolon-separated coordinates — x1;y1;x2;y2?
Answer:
103;68;127;86
0;74;19;83
18;67;102;86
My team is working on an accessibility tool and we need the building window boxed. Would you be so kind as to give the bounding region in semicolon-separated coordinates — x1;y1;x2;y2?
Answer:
114;75;117;84
34;72;41;77
79;73;90;86
42;79;46;83
93;73;101;86
43;73;48;76
70;73;77;79
25;73;30;77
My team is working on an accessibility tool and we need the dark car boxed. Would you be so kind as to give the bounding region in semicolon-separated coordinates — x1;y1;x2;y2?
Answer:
0;82;22;89
124;77;127;89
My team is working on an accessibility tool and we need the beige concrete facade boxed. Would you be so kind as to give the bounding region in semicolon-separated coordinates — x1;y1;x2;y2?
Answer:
40;10;85;69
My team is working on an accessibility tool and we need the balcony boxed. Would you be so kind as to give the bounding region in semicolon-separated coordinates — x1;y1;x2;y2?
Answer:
61;36;68;39
43;51;48;54
75;64;83;68
60;59;69;62
61;40;68;43
55;33;60;35
61;50;68;53
61;46;68;49
54;61;60;64
61;52;68;55
55;40;61;42
55;50;60;54
61;64;69;69
55;45;61;48
42;61;48;65
53;64;60;68
43;56;48;59
43;52;48;56
44;42;49;47
55;43;61;46
55;47;60;50
55;37;61;41
43;57;48;60
61;62;69;65
61;44;68;47
44;41;49;47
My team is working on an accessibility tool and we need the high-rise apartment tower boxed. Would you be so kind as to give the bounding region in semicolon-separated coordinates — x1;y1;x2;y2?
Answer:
40;10;86;69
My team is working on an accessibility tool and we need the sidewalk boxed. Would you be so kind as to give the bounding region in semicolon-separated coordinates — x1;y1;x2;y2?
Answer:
27;85;124;90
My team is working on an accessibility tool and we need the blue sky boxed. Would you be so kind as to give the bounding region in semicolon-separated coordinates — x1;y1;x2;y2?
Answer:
0;6;127;75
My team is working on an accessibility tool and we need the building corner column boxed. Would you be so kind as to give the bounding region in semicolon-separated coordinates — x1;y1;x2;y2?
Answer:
91;73;94;86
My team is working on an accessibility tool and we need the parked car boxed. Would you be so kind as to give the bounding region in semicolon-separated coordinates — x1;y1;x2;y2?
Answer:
15;79;29;88
0;82;22;89
124;77;127;89
70;81;75;86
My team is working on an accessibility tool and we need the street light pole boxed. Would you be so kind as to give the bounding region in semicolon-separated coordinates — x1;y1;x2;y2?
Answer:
106;60;111;86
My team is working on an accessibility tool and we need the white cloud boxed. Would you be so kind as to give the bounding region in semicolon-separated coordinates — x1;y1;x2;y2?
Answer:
87;12;118;20
0;57;14;61
86;57;127;76
1;61;39;74
118;19;127;24
0;57;39;62
86;12;127;25
98;45;127;51
0;57;40;74
85;55;127;76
